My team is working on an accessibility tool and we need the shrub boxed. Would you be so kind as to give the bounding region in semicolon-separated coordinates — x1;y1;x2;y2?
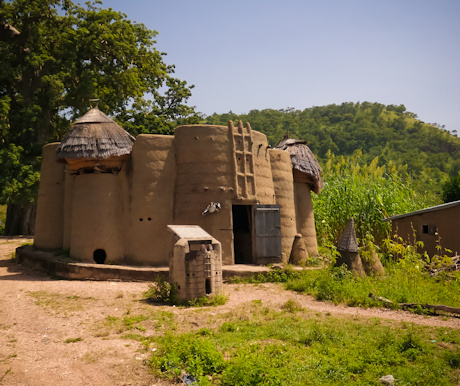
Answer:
151;333;225;382
143;276;180;305
144;276;227;307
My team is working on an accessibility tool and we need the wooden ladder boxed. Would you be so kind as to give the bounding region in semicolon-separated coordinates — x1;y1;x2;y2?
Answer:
229;121;257;200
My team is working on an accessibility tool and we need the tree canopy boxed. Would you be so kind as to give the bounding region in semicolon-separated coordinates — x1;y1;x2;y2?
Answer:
0;0;197;208
442;172;460;203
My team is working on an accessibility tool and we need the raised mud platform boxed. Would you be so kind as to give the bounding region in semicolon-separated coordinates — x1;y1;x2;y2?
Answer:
16;245;280;282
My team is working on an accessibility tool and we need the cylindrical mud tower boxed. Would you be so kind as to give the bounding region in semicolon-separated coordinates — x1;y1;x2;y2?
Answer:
34;143;65;249
54;107;134;263
173;125;235;264
294;179;318;256
126;134;176;265
274;137;323;256
269;149;297;258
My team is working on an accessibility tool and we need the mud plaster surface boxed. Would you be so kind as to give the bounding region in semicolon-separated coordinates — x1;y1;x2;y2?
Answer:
0;238;459;386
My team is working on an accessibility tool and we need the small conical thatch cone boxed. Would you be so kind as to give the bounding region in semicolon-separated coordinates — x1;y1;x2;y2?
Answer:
361;248;385;276
289;234;309;265
335;218;365;276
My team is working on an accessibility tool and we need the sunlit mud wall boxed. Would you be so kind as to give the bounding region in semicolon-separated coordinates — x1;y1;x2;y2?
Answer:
251;131;276;205
173;125;235;264
269;149;297;259
34;143;65;249
293;180;318;256
124;135;176;265
70;173;124;262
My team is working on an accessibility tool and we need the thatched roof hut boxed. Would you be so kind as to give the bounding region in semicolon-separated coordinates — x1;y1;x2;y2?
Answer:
275;137;323;194
56;107;134;162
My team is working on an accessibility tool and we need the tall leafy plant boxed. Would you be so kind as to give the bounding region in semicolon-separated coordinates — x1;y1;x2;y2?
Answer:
313;150;438;246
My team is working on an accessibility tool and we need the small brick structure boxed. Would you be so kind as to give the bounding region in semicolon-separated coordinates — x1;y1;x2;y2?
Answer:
168;225;223;301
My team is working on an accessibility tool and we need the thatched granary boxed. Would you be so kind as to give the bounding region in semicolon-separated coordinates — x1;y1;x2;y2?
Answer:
275;137;323;194
56;108;135;161
34;109;322;266
274;136;323;256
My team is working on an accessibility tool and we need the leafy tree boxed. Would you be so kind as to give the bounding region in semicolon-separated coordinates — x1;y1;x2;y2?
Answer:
442;172;460;203
0;0;197;234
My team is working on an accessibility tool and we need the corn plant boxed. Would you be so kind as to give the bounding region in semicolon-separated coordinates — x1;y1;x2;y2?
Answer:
313;150;439;247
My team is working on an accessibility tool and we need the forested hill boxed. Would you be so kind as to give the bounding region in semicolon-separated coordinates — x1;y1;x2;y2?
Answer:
205;102;460;192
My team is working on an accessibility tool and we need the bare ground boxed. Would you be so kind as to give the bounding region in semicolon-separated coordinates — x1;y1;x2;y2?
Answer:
0;238;459;386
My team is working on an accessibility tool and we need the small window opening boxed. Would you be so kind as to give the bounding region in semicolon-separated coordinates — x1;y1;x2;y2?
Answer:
139;218;143;221
93;249;106;264
205;278;211;294
422;224;436;235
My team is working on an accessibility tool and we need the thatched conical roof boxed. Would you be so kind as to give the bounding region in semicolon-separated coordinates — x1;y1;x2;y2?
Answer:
56;107;134;161
337;217;359;253
275;137;323;194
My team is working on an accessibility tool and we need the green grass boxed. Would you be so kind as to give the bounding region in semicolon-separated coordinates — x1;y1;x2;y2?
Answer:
147;306;460;385
284;234;460;309
229;258;460;310
285;264;460;309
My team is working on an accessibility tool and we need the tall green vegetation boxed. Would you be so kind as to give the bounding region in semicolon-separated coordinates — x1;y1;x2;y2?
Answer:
286;259;460;309
0;0;198;234
313;151;438;246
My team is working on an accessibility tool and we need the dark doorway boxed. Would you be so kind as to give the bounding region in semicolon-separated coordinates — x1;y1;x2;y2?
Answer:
205;278;211;294
232;205;253;264
93;249;106;264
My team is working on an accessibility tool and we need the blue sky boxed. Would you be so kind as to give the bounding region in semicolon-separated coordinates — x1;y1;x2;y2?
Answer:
100;0;460;132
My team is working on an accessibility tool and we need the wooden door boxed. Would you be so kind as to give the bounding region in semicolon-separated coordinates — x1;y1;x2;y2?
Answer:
252;204;282;264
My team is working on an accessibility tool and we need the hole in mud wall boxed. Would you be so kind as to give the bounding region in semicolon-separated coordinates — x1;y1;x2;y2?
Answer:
205;278;211;294
232;205;253;264
93;249;107;264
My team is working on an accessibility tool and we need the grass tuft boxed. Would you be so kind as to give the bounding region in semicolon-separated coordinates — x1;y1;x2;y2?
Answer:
65;337;83;343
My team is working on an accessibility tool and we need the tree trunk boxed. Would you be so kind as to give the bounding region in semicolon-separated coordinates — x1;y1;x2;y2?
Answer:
4;203;36;236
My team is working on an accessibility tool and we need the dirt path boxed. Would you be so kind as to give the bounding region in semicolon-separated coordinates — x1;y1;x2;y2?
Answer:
0;238;459;386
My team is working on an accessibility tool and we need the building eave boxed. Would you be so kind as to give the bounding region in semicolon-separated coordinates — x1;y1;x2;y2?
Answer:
383;200;460;222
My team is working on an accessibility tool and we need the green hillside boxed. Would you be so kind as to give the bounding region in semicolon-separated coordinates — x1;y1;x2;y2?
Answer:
205;102;460;196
